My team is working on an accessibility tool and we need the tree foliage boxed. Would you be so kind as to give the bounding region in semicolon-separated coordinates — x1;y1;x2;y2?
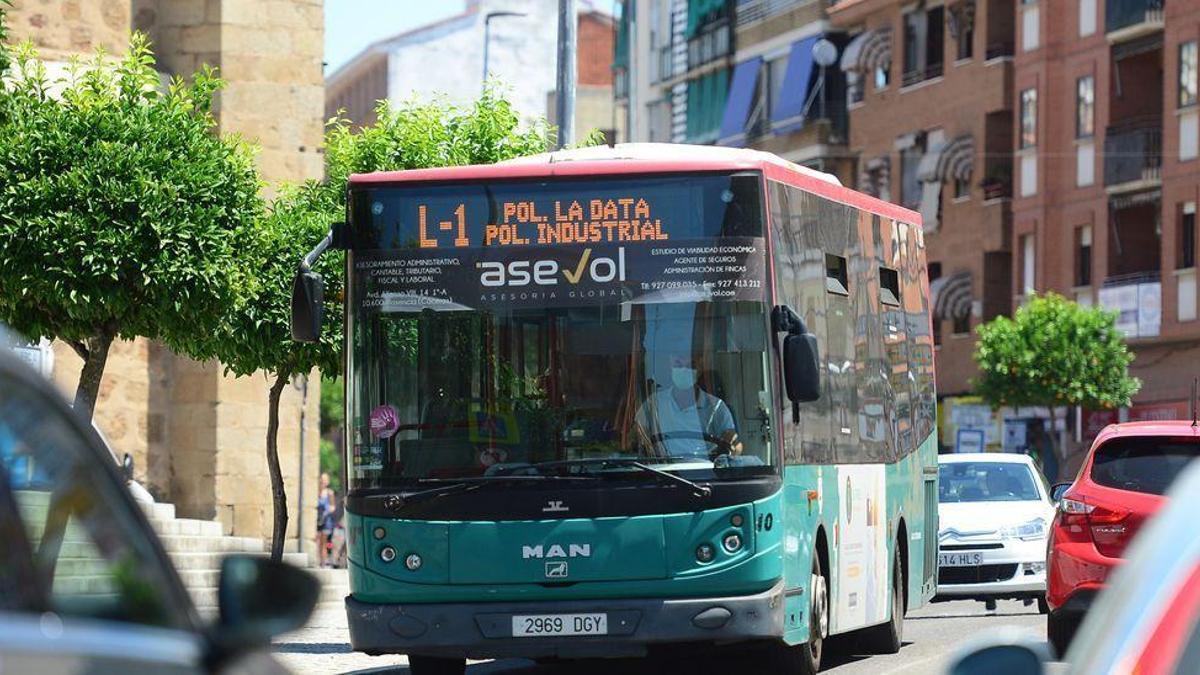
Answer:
973;293;1141;411
0;35;260;416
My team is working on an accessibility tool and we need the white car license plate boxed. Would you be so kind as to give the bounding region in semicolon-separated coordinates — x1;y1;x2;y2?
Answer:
512;613;608;637
939;552;984;567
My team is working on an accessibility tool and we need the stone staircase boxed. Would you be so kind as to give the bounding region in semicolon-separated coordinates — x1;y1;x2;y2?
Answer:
138;500;350;618
16;488;349;623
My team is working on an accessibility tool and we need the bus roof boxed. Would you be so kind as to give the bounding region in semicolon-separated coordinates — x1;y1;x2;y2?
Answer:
348;143;922;226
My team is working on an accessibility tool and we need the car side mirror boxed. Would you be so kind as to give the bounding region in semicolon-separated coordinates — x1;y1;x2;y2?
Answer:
207;555;319;660
1050;482;1071;503
783;333;821;404
948;643;1045;675
290;271;325;343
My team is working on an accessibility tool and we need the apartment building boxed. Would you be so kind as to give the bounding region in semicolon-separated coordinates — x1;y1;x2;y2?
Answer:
829;0;1017;406
614;0;854;183
1013;0;1200;436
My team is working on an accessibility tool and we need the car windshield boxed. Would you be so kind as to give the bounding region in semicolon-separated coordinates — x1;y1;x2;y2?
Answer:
1091;437;1200;496
938;461;1042;503
346;173;775;490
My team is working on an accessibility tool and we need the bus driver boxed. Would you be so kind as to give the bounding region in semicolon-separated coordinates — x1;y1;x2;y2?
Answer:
634;352;744;460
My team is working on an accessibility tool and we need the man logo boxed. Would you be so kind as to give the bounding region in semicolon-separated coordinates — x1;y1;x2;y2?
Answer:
521;544;591;559
542;500;569;513
545;561;569;579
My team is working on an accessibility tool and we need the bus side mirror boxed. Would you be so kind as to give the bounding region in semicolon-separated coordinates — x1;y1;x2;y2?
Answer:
783;333;820;404
290;271;324;343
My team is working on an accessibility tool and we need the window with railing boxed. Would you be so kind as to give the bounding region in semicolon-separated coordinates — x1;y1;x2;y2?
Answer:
903;6;945;86
687;20;731;71
1103;117;1163;185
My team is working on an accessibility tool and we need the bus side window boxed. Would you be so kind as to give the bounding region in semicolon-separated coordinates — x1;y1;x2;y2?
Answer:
900;223;936;449
769;181;833;465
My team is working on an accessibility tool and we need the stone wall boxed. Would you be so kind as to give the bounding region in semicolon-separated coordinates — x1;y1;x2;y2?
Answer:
6;0;131;60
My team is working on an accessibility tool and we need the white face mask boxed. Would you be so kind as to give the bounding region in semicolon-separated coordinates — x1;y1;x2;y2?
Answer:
671;367;697;390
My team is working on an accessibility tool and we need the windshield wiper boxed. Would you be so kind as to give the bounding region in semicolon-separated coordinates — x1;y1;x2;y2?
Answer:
381;476;550;511
527;458;712;499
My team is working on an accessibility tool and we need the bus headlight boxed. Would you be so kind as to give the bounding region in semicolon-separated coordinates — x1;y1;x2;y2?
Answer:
722;533;743;553
696;544;716;563
405;553;423;571
380;546;397;563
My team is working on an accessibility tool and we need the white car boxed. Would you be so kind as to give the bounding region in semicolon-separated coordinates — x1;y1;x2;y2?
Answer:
936;453;1056;611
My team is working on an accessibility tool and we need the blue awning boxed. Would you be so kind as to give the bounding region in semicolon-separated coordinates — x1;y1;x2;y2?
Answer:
717;57;762;147
771;35;819;135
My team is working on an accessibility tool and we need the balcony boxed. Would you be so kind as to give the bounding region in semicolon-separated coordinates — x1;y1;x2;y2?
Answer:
1103;118;1162;188
1106;0;1164;40
901;63;944;88
735;0;812;28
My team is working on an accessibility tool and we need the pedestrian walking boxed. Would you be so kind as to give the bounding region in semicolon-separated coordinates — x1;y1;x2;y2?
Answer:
315;472;336;567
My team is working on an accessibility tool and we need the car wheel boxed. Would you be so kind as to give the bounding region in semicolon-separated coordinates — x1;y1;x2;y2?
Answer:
1037;596;1050;615
857;545;904;654
407;655;466;675
1047;611;1079;658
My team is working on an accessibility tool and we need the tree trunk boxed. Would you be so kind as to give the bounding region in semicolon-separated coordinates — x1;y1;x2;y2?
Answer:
267;373;290;563
1050;406;1071;482
73;333;113;420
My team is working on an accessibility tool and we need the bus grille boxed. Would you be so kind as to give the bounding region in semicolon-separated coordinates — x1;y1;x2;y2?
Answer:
938;564;1019;585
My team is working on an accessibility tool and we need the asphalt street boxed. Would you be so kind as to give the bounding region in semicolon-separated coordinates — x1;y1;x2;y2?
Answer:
274;599;1063;675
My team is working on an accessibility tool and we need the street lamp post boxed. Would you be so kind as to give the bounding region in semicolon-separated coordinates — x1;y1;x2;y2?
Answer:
482;11;526;93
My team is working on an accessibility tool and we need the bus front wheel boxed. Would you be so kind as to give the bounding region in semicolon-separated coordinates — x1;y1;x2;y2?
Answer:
407;655;466;675
762;553;827;674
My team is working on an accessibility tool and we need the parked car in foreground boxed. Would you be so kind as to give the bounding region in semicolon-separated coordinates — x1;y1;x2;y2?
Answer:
936;453;1055;612
1046;421;1200;655
948;450;1200;675
0;346;319;673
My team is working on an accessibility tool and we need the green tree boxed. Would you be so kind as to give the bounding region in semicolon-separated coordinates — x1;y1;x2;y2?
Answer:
0;36;261;418
212;89;554;560
973;293;1141;471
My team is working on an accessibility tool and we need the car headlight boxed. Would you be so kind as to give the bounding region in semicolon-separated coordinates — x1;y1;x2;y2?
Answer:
1000;518;1046;541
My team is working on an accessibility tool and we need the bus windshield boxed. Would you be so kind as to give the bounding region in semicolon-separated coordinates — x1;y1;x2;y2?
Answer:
346;173;775;490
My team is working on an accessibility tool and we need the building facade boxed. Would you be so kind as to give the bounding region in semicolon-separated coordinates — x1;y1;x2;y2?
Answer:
327;0;611;135
615;0;855;184
1012;0;1200;441
5;0;324;552
830;0;1016;405
546;10;619;143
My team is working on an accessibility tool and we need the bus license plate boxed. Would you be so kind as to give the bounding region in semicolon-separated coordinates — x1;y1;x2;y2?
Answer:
511;613;608;637
939;552;984;567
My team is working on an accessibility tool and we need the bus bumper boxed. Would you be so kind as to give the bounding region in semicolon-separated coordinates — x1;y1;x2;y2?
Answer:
345;579;786;659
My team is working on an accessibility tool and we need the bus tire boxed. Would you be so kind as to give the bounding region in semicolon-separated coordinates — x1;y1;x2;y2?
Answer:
762;552;827;674
858;546;904;654
407;655;466;675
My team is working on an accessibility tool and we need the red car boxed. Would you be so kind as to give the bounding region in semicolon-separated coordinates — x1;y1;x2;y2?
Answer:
1045;420;1200;656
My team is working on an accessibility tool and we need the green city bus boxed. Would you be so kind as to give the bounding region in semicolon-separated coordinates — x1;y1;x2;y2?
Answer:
292;144;939;674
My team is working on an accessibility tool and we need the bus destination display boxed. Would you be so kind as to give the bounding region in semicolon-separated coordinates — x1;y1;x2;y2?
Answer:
354;182;766;311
